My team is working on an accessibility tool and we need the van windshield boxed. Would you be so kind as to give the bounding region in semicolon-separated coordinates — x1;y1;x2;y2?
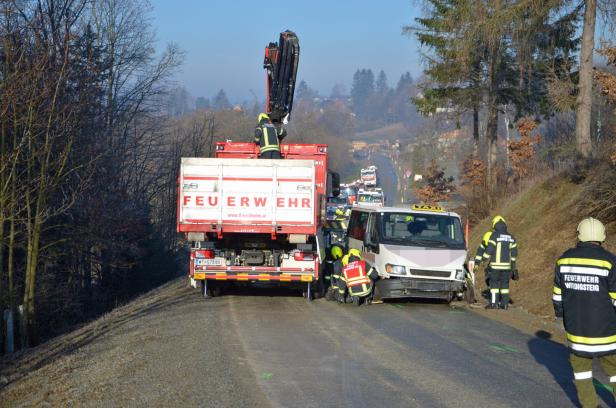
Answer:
379;212;465;249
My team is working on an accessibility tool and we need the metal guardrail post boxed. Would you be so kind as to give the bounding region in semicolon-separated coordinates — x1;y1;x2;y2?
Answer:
18;305;26;349
3;309;14;354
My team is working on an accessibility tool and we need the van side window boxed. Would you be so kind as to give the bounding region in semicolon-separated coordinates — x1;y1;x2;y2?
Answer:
370;214;379;243
349;211;369;240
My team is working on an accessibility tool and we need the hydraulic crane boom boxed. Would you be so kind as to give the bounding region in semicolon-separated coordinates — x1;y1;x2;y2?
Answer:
264;30;300;125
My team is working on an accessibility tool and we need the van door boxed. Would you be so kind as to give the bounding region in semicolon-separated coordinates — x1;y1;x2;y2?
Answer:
348;210;369;252
362;213;379;265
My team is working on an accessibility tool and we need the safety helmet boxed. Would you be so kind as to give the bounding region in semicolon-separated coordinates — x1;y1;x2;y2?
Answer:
331;246;343;260
482;231;492;247
348;248;361;259
492;215;506;228
341;254;350;267
258;113;270;123
577;217;606;243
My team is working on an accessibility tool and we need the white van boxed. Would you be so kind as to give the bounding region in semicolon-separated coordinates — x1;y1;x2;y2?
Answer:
356;189;384;207
347;205;469;302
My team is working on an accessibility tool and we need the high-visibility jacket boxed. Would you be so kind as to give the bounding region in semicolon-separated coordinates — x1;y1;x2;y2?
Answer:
254;123;285;154
483;223;517;270
342;260;373;297
553;242;616;357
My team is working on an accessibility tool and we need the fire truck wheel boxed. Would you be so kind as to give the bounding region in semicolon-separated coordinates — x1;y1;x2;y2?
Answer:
209;283;222;297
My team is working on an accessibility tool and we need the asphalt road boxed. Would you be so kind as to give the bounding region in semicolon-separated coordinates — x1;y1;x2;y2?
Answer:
2;280;610;408
228;289;582;408
370;152;399;206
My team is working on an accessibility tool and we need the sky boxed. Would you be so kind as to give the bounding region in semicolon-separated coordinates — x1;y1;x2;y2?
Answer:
150;0;424;103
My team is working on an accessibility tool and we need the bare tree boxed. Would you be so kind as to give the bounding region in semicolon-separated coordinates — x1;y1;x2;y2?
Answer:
575;0;597;158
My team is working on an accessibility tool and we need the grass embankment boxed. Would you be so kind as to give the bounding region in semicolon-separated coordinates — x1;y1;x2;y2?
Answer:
468;173;616;319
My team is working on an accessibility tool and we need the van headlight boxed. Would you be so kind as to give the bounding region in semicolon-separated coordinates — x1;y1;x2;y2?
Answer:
386;264;406;274
455;269;465;280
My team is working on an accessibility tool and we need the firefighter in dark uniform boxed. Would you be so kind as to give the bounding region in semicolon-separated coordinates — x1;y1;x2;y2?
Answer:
553;217;616;407
254;113;286;159
325;246;344;302
477;216;518;309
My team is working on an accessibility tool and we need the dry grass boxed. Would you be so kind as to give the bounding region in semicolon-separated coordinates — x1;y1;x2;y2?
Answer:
469;173;616;318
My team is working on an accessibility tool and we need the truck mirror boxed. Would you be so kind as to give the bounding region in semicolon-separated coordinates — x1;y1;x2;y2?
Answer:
331;172;340;197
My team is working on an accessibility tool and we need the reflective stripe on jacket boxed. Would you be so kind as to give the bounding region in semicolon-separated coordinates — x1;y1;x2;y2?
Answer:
342;260;372;297
483;223;517;270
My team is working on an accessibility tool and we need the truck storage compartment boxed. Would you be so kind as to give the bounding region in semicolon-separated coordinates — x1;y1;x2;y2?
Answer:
178;158;316;235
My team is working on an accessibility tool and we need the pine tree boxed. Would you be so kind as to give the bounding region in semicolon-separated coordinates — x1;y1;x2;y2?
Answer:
212;89;231;111
350;69;375;122
409;0;579;183
376;70;389;95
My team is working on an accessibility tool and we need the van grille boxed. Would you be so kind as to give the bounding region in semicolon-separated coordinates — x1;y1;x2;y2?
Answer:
410;269;451;278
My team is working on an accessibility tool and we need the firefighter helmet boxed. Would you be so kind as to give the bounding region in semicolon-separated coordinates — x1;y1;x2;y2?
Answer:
482;231;492;247
258;113;270;124
348;248;361;259
341;254;350;267
492;215;506;228
577;217;606;243
331;246;343;260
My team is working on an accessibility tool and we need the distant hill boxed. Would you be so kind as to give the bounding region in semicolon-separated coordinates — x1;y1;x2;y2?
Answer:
353;123;414;142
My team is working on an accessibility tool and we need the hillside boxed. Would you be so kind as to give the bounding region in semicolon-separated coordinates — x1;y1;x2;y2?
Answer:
468;171;616;319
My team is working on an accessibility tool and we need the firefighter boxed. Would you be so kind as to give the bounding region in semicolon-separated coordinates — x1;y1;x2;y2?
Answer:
334;208;348;230
338;254;351;303
474;231;495;288
341;248;378;306
254;113;286;159
325;246;344;302
553;217;616;408
477;215;518;309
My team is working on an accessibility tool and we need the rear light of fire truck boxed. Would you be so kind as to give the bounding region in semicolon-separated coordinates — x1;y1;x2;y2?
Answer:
294;252;314;261
195;249;215;259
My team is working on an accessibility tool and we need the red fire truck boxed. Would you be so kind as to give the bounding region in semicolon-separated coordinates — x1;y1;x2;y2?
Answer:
178;142;338;299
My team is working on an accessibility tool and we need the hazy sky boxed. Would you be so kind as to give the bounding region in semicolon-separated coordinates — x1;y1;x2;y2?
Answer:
151;0;424;103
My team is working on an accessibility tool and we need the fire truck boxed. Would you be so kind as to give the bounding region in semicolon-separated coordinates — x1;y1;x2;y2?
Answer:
177;31;340;299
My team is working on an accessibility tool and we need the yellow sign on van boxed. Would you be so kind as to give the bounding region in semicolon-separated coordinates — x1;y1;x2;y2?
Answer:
412;204;445;212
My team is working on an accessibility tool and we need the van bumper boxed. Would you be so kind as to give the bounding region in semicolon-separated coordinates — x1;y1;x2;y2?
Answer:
375;278;464;300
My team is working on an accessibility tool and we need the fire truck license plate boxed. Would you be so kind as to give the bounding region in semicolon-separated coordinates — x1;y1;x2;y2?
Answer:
196;259;222;266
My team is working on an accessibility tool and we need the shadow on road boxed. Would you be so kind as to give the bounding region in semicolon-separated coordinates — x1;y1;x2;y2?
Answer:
220;284;306;298
381;297;450;306
528;329;603;408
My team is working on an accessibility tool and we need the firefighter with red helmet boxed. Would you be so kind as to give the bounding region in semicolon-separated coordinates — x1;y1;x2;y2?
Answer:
341;248;378;306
